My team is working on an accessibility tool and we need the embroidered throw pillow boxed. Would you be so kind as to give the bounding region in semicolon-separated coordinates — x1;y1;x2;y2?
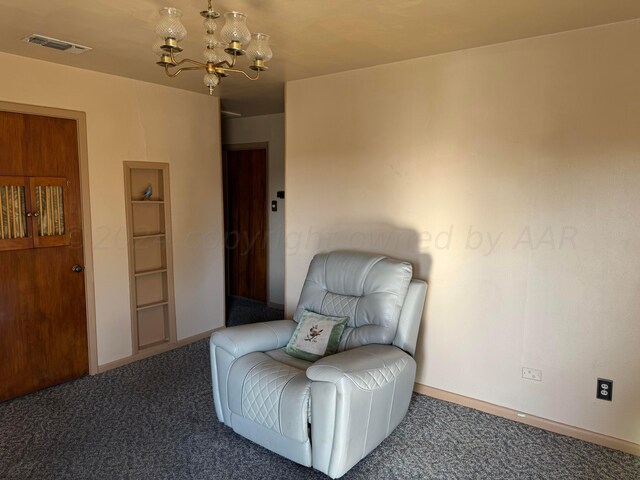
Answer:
285;310;348;362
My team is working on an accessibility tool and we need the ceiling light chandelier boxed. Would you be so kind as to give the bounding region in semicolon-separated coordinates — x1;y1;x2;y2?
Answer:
153;0;272;95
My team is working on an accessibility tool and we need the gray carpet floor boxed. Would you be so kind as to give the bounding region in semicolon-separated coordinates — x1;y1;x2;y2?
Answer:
1;340;638;479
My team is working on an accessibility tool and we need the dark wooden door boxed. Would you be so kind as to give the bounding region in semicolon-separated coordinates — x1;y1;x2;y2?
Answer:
224;149;267;302
0;111;88;401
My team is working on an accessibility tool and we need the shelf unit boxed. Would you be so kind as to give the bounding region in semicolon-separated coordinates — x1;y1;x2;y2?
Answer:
124;162;177;353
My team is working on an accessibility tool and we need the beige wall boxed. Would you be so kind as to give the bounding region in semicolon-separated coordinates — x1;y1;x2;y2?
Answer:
0;52;225;366
285;20;640;444
222;113;285;306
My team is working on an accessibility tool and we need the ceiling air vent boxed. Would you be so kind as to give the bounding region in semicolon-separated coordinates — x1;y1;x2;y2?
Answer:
22;34;91;54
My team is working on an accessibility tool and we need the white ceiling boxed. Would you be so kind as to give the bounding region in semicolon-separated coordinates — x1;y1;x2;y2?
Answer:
0;0;639;116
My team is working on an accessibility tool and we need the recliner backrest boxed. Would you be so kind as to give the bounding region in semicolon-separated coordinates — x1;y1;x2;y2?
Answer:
294;251;413;352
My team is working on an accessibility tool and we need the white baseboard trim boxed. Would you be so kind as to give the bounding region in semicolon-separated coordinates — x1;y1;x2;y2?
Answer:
413;383;639;457
97;327;222;374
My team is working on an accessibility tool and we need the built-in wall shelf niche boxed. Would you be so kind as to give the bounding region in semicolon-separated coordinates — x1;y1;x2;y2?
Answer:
124;162;177;353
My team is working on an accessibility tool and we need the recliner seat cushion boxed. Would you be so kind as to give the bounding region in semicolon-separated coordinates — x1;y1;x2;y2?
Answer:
294;251;412;351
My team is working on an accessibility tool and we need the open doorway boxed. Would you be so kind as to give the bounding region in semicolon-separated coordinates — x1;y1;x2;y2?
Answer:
222;143;283;326
221;113;286;326
223;145;268;302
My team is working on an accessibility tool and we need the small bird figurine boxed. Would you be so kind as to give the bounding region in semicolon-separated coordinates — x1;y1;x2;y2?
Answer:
141;185;153;201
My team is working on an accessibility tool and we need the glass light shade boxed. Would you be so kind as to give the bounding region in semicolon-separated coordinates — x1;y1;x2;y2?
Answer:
155;7;187;42
204;73;219;88
246;33;272;62
203;17;217;33
220;11;251;46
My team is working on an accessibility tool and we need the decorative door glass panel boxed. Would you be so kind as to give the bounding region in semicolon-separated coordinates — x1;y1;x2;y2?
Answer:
0;176;32;251
0;184;27;239
35;184;65;236
30;177;71;248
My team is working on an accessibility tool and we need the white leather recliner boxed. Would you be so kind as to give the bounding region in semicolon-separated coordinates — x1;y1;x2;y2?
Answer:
210;251;427;478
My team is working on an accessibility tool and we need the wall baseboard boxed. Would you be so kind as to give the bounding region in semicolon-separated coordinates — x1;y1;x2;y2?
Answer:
414;383;639;457
97;328;222;374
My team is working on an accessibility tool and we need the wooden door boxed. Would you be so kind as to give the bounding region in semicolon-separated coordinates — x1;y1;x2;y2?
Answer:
224;149;268;302
0;111;88;401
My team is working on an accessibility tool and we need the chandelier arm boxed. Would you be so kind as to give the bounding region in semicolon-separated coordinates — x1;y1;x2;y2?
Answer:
218;67;261;81
169;49;207;69
174;58;208;68
165;65;206;78
216;61;232;69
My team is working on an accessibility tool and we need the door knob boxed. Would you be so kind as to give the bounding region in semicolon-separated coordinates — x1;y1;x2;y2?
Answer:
71;264;84;273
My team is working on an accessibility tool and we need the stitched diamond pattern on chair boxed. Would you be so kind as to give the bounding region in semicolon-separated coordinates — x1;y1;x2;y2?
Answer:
345;357;408;391
242;361;300;432
322;293;359;322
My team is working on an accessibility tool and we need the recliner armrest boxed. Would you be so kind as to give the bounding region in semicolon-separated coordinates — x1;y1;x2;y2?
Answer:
210;320;296;358
307;343;416;478
306;344;411;386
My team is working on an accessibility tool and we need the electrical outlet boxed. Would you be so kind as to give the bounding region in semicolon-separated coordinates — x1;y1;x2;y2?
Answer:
597;378;613;401
522;367;542;381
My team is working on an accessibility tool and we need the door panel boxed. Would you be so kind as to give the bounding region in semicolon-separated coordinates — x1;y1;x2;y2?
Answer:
0;111;25;172
224;149;267;302
0;111;87;401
